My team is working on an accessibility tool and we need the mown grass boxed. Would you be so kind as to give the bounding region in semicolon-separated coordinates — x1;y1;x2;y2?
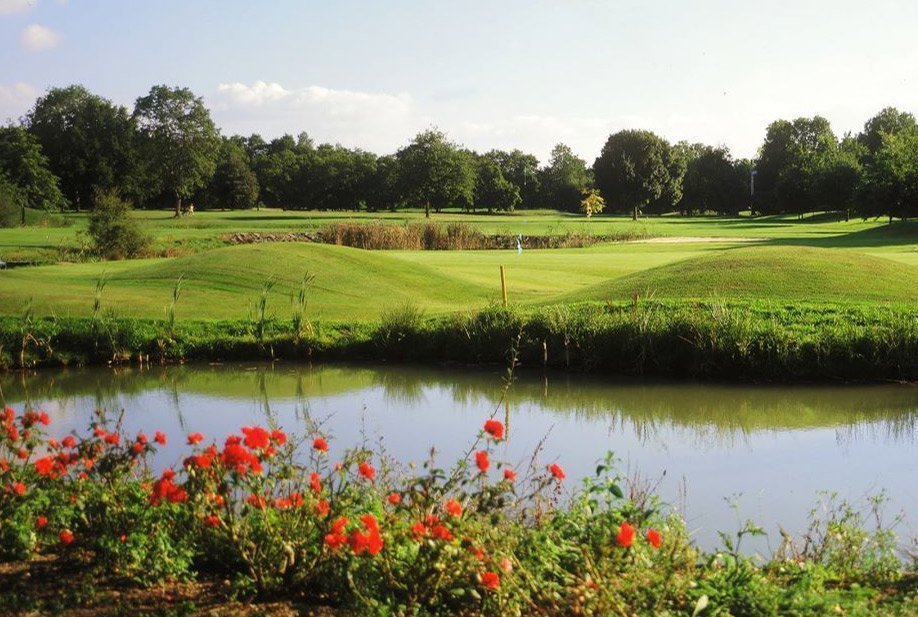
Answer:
565;246;918;304
1;242;916;321
1;209;916;264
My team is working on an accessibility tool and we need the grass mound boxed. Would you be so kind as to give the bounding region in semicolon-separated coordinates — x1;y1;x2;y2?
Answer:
568;246;918;304
0;243;496;319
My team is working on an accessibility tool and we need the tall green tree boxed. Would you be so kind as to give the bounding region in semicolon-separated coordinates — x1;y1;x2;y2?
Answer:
755;116;838;215
303;145;378;211
858;107;917;157
862;127;918;221
539;143;591;212
474;157;520;213
0;125;66;211
252;134;310;208
26;85;136;211
396;129;475;217
133;85;221;216
485;149;540;209
678;144;747;215
207;140;260;210
593;130;683;220
364;155;403;211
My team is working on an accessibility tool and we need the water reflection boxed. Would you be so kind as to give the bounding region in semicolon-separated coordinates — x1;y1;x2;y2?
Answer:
3;363;917;448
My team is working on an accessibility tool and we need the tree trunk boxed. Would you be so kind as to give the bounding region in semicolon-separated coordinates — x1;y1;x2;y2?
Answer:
425;200;430;219
632;205;638;221
174;195;182;218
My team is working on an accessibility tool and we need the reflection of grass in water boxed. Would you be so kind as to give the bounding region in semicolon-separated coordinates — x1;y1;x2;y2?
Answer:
2;364;916;448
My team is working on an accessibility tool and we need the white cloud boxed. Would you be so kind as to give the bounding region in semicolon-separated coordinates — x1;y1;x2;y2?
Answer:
0;81;38;123
20;23;60;52
0;0;34;16
213;81;419;152
217;81;289;106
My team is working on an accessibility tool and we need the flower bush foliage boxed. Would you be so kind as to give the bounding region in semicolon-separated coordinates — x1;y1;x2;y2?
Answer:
0;406;913;616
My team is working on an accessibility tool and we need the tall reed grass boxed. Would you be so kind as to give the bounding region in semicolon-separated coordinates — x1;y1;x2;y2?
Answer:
317;222;651;250
2;301;916;381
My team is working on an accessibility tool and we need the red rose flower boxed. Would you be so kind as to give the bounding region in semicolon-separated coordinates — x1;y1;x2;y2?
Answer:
358;461;376;481
313;436;328;452
388;492;401;505
475;450;489;473
270;429;287;445
548;463;565;480
34;456;55;477
187;432;204;445
36;516;48;530
153;431;167;446
246;494;267;509
503;468;517;482
310;472;322;493
480;571;500;590
241;426;270;449
59;530;74;545
430;524;454;541
617;521;635;548
646;528;662;549
444;498;462;517
62;435;76;449
483;419;505;440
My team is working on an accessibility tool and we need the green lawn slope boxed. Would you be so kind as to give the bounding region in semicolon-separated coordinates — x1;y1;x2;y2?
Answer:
0;243;500;320
565;246;918;304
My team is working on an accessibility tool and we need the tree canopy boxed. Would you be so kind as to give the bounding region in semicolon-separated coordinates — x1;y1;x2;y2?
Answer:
133;85;221;216
27;85;136;210
396;129;475;217
0;125;66;211
539;144;591;212
593;130;683;220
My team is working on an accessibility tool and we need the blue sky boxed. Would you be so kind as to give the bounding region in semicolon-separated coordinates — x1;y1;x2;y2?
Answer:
2;0;917;161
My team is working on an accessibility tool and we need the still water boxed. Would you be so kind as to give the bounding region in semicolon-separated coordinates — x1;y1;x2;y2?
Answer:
2;363;916;552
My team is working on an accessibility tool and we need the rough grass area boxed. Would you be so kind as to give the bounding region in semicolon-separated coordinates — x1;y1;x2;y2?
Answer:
3;301;917;381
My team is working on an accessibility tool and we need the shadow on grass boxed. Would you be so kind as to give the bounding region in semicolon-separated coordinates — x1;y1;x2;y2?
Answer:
762;220;918;249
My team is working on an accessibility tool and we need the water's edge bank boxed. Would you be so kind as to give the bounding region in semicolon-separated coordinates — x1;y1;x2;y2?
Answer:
2;301;917;382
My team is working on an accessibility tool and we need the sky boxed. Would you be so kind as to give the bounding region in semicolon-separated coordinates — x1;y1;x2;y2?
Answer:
1;0;917;162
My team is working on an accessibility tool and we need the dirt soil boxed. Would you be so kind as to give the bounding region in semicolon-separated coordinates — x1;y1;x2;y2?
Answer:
0;557;348;617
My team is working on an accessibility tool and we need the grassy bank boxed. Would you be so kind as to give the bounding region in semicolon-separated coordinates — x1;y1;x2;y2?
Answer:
1;405;916;616
3;301;916;381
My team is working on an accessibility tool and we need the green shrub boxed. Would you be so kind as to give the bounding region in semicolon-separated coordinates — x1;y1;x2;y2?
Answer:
87;192;152;259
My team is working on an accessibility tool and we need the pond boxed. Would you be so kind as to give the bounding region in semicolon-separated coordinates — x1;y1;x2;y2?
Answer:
2;363;916;552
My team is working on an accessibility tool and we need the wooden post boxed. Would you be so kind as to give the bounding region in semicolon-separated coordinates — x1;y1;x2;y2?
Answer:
499;265;508;306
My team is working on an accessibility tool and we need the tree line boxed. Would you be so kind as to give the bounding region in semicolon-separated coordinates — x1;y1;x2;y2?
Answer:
1;83;916;221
